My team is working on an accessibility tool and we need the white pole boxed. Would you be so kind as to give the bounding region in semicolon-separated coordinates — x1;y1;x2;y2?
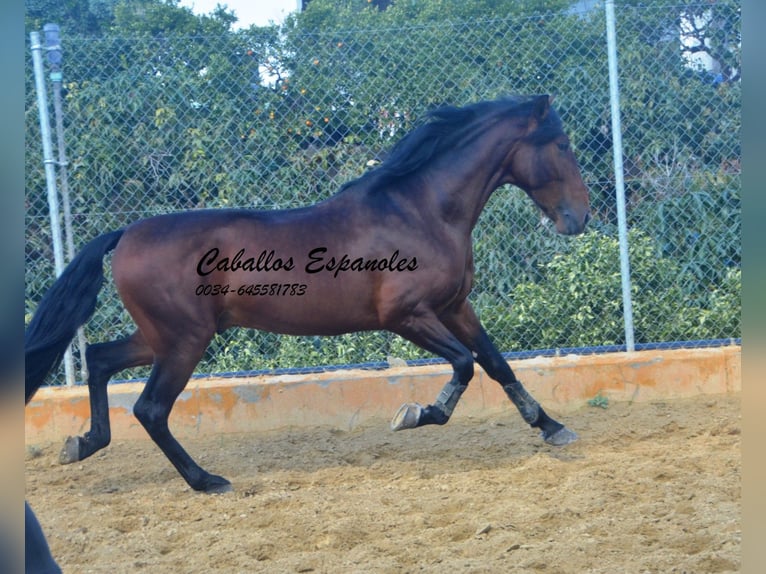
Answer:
30;31;76;385
604;0;635;351
45;23;90;384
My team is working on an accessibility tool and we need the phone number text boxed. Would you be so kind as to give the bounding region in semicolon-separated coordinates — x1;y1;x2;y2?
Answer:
195;283;307;297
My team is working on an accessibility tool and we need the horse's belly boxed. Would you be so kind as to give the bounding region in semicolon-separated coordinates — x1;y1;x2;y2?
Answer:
219;280;380;336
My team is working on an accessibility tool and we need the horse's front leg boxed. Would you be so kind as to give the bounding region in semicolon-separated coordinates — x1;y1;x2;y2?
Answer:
475;329;577;445
388;311;475;431
442;302;578;446
390;368;472;430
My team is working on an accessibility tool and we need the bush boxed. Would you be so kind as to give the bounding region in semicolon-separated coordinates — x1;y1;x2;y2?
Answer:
495;229;740;350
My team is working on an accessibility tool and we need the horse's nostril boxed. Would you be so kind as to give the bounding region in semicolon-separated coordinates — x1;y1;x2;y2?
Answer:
560;209;590;235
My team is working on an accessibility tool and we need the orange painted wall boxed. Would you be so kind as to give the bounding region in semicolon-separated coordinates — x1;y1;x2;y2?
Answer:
25;346;741;444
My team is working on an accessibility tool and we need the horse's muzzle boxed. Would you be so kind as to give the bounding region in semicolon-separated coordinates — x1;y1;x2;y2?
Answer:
557;209;591;235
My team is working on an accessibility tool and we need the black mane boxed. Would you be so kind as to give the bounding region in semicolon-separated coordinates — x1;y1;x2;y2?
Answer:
341;95;563;193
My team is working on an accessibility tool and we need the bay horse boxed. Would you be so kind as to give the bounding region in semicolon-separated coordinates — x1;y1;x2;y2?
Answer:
25;95;590;494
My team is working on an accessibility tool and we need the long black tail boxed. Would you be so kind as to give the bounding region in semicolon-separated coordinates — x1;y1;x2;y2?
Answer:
25;229;125;403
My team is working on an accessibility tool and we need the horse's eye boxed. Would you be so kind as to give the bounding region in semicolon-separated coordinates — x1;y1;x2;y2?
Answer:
557;142;569;152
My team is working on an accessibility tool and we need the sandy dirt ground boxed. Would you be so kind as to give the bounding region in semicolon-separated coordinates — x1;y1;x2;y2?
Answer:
26;392;740;574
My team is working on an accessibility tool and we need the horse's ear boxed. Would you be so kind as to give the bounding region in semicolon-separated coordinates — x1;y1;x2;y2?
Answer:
532;94;552;121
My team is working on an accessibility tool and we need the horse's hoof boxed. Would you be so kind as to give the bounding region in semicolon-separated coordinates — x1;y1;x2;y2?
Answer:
59;436;80;464
541;426;578;446
391;403;423;431
200;475;233;494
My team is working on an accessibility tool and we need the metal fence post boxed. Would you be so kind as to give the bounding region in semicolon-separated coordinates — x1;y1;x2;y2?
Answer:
44;23;89;384
604;0;635;352
30;30;76;386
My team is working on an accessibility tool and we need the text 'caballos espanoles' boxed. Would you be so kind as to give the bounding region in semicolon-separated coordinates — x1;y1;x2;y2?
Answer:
196;247;418;279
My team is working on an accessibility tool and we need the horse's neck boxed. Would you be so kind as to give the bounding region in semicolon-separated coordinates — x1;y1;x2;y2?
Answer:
425;142;508;233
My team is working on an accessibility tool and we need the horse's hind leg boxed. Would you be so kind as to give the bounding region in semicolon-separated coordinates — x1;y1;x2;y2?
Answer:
60;331;153;464
133;348;232;494
442;302;577;446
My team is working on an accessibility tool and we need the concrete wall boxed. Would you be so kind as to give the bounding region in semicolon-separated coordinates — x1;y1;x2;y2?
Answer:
25;346;741;444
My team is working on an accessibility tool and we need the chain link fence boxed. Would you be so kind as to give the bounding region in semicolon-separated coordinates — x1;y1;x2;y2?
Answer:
25;2;741;383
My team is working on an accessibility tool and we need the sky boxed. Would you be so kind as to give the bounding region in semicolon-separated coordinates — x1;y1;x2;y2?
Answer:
177;0;300;29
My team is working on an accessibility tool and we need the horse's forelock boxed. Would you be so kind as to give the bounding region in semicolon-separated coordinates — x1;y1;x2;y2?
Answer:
524;105;565;146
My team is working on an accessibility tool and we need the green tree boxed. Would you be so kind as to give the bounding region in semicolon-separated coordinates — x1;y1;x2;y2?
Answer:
26;0;118;35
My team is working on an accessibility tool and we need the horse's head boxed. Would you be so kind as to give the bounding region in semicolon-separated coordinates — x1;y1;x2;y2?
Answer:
504;95;591;236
